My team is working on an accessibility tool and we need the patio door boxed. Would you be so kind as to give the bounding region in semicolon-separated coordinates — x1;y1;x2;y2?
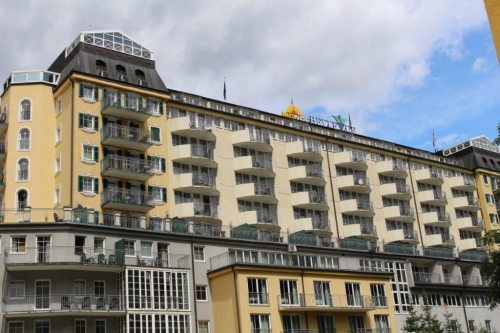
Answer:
318;315;335;333
35;280;50;309
282;315;301;332
314;281;331;306
36;236;50;263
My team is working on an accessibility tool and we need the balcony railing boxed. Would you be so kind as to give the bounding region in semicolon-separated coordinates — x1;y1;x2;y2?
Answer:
248;292;269;305
459;251;489;262
312;217;330;230
0;140;6;154
256;210;279;225
413;272;442;284
191;173;217;188
463;275;482;286
101;123;151;143
443;274;462;285
278;293;376;310
190;144;214;159
2;294;125;313
254;183;276;196
249;131;271;144
101;155;151;174
305;164;324;178
251;155;273;170
436;212;452;224
308;192;327;204
383;242;418;255
101;187;151;206
432;190;447;200
356;199;373;211
396;183;411;194
194;203;219;218
193;223;223;237
423;246;454;259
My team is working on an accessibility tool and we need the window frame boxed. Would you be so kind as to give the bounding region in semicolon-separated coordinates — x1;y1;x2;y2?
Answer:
94;280;105;297
198;321;210;333
74;279;86;297
95;319;106;333
54;184;60;205
194;246;205;262
56;96;62;115
55;153;61;174
140;241;153;258
81;143;98;163
55;123;62;144
150;125;162;144
78;175;98;195
79;112;98;132
196;285;208;302
19;99;32;122
34;320;50;333
18;127;30;151
11;236;27;254
75;319;87;333
16;157;30;182
9;280;25;299
8;321;24;333
79;83;98;103
124;240;135;257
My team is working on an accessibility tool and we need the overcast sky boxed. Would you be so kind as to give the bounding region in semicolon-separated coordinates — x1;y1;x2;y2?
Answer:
0;0;498;150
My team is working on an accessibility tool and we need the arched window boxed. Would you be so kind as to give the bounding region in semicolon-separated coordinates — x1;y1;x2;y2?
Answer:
19;128;30;150
96;60;108;77
135;69;148;86
18;158;29;181
116;65;128;82
20;100;31;121
17;190;27;212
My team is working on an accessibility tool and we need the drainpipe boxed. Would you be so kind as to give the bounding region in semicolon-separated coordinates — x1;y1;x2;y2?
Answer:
190;238;199;333
232;267;242;333
69;77;75;207
408;158;425;253
301;269;308;329
460;289;470;333
325;139;340;240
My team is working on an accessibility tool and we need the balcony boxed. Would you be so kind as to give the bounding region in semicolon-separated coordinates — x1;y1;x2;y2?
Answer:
342;223;378;240
457;217;485;232
234;155;275;178
289;232;333;247
426;234;455;248
443;274;463;285
337;175;371;194
232;129;272;153
101;93;154;121
193;222;224;237
278;293;375;312
171;144;217;168
460;238;487;251
450;176;476;191
459;250;489;262
380;183;412;200
413;272;442;284
377;159;408;178
101;187;153;213
294;217;331;233
173;173;219;196
334;150;368;171
420;211;451;227
383;206;415;222
231;224;281;243
2;294;125;315
291;192;329;211
497;200;500;213
288;164;326;186
463;275;486;286
236;183;278;204
170;116;216;141
453;196;481;212
101;155;153;181
424;246;454;259
0;111;7;135
173;202;220;223
383;242;419;255
238;210;279;229
0;140;6;163
339;199;374;217
414;169;444;185
101;123;152;151
386;229;419;244
286;141;323;162
417;190;447;206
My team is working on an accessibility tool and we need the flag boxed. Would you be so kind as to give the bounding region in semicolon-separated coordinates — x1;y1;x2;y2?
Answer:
223;78;226;100
432;129;436;149
348;113;352;129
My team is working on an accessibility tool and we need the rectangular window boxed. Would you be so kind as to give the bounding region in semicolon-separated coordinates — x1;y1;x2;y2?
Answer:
55;124;61;143
83;145;93;161
450;320;459;332
55;154;61;173
9;281;25;298
198;321;210;333
141;241;152;257
95;320;106;333
74;280;86;296
196;285;208;301
374;315;390;332
56;97;62;114
194;246;205;261
94;281;105;297
149;156;165;173
75;319;86;333
490;214;499;225
150;185;166;203
280;280;300;305
34;321;50;333
345;283;362;306
94;238;104;254
11;237;26;253
54;186;60;205
486;194;495;205
150;127;161;143
485;320;492;333
370;284;387;307
79;113;97;130
484;174;489;185
248;278;268;305
8;322;24;333
250;315;271;332
124;240;135;256
78;175;98;194
469;320;475;332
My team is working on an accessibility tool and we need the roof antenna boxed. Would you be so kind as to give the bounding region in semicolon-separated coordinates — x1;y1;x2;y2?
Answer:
89;24;92;29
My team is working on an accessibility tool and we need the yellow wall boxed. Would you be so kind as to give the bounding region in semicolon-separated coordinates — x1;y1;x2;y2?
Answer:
485;0;500;64
475;168;500;232
209;268;239;333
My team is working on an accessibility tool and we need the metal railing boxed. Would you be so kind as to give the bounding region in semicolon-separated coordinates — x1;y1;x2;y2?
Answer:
101;187;151;206
193;203;218;218
356;199;373;211
440;233;455;245
277;293;375;310
308;192;327;204
396;183;411;194
413;272;442;284
383;242;418;255
349;150;366;163
289;233;332;247
353;176;370;187
254;183;276;196
305;163;324;178
393;159;407;172
2;294;125;313
281;330;316;333
188;115;215;131
248;292;269;305
191;173;217;188
403;230;419;242
312;217;330;230
251;155;273;170
443;274;462;285
349;330;391;333
193;223;223;237
190;144;214;159
359;222;377;236
431;190;447;200
302;140;322;154
0;140;6;153
101;155;151;174
19;139;29;150
256;210;279;225
249;130;271;144
424;246;454;259
399;207;415;218
470;217;484;228
459;251;488;262
101;123;151;143
466;197;481;208
437;212;452;224
463;275;482;286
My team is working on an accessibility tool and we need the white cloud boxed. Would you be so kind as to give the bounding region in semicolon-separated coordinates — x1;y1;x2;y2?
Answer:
472;57;490;72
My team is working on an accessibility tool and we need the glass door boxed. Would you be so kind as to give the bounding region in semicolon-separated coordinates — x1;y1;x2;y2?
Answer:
280;280;300;306
346;283;362;307
318;315;335;333
35;280;50;310
349;316;365;333
314;281;332;306
36;236;50;263
282;315;301;332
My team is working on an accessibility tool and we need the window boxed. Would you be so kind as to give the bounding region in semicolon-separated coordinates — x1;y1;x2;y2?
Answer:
450;320;459;332
147;98;163;115
74;280;86;296
374;315;390;332
485;320;492;333
16;190;28;212
19;99;31;121
94;281;105;297
82;144;98;162
490;214;499;225
484;174;489;185
8;322;24;333
75;236;85;255
79;83;98;101
18;128;30;150
75;319;86;333
78;175;98;194
78;113;98;131
280;280;299;305
116;65;128;82
94;238;104;254
194;246;205;261
56;97;62;114
55;154;61;173
196;285;208;301
136;70;148;86
55;123;62;143
148;156;166;173
17;158;29;181
34;321;50;333
95;320;106;333
469;320;475;332
370;284;387;307
388;262;411;314
96;60;108;78
248;278;268;304
198;321;210;333
346;283;362;306
9;281;25;298
54;185;60;205
486;194;495;205
150;126;161;143
141;241;152;257
250;315;271;333
149;185;166;203
124;240;135;256
11;236;26;253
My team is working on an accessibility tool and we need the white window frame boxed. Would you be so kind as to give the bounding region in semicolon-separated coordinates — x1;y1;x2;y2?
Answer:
9;280;25;299
149;155;163;173
81;143;96;163
82;176;95;194
124;240;135;257
55;153;61;174
7;321;24;333
16;157;30;182
150;185;165;203
82;84;96;102
149;125;162;144
34;320;50;333
94;238;105;254
148;98;161;116
75;319;87;333
10;236;26;254
140;241;153;258
196;285;208;302
17;127;30;151
56;97;62;115
95;319;106;333
194;246;205;262
490;214;499;225
198;321;210;333
486;194;495;205
74;279;86;296
18;98;32;122
55;123;62;144
15;189;29;213
54;185;60;205
80;113;97;132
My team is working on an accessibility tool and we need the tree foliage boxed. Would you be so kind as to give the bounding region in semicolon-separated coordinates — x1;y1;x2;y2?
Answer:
402;294;461;333
495;122;500;146
481;230;500;310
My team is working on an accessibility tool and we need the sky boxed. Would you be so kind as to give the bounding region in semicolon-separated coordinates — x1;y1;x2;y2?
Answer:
0;0;498;152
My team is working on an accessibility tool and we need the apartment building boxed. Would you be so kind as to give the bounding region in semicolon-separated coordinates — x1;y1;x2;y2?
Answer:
0;30;499;333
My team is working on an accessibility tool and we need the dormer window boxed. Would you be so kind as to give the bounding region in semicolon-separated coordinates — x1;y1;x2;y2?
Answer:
96;60;109;78
135;70;148;87
116;65;128;82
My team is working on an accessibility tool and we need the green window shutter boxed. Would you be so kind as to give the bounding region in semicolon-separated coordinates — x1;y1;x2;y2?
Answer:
78;113;84;128
78;176;83;192
138;96;143;110
93;86;99;101
161;158;166;173
162;188;167;203
103;88;107;97
103;179;108;189
146;98;150;111
79;83;84;98
93;146;99;162
148;185;153;193
94;178;99;194
159;101;164;115
93;116;99;130
117;91;121;107
125;93;129;108
151;127;160;142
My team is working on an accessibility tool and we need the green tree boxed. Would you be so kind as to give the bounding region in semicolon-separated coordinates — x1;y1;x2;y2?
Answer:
402;303;422;333
443;309;462;333
402;293;445;333
481;230;500;309
495;122;500;146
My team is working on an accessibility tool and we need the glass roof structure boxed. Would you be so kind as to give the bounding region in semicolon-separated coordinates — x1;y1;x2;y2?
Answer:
65;30;153;60
442;135;500;156
3;70;60;92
